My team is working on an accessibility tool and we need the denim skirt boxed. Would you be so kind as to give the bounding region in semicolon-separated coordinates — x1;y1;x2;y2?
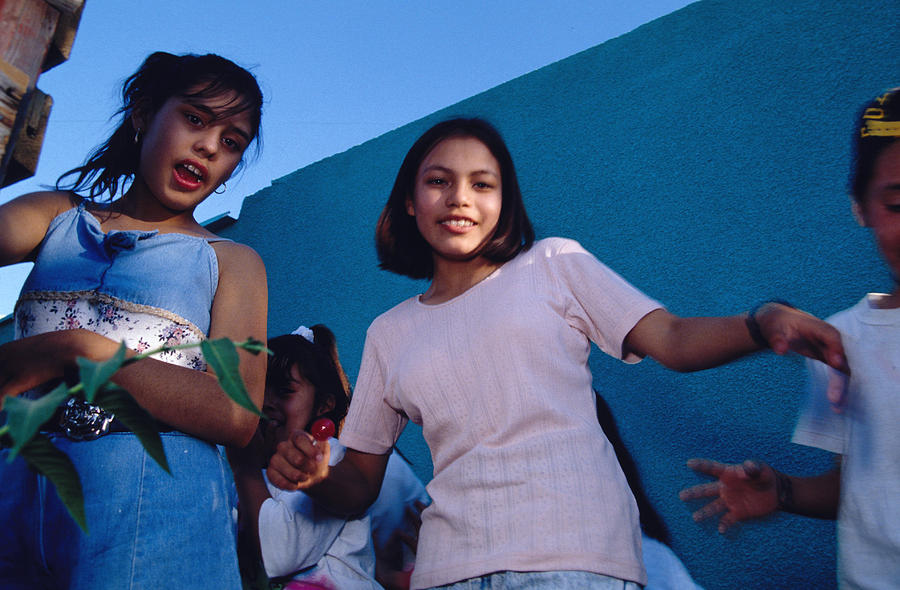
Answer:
0;432;241;590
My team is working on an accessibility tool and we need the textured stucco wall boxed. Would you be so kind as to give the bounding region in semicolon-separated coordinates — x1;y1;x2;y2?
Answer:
218;1;898;587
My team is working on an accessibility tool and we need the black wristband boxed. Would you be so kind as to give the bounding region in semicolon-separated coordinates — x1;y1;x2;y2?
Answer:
745;300;793;349
775;470;795;513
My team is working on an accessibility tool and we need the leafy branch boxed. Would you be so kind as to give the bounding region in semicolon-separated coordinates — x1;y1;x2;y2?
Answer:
0;337;269;533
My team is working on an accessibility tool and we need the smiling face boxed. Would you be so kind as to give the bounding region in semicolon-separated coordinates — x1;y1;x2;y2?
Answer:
260;363;318;457
857;140;900;305
133;88;253;214
406;136;503;266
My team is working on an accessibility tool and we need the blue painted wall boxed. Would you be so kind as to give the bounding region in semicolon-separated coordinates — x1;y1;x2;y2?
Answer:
101;0;899;587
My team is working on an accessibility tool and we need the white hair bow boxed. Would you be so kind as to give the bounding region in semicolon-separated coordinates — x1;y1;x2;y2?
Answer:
292;325;314;343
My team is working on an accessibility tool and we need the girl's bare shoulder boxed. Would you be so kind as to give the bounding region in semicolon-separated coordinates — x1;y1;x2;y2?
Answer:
210;240;266;281
4;190;80;218
0;191;82;264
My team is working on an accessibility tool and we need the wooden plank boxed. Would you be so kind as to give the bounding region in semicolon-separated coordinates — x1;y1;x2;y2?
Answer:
4;87;51;185
43;0;84;71
0;0;61;186
0;57;28;184
0;0;60;79
44;0;84;16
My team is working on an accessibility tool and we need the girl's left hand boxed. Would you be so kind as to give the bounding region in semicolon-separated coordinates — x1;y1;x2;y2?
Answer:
755;303;850;375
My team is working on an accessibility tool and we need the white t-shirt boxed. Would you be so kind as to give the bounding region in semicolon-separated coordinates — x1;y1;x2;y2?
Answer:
341;238;662;589
793;294;900;589
259;440;381;589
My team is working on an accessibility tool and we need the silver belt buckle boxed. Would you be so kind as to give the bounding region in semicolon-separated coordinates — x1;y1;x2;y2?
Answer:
60;397;116;441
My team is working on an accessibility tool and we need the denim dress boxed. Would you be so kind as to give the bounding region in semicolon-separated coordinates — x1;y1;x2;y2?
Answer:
0;203;241;589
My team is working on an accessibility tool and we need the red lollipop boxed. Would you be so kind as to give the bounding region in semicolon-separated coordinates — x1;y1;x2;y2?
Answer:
310;418;335;442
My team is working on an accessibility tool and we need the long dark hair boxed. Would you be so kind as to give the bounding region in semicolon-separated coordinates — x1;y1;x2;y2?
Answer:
57;51;263;202
375;117;535;279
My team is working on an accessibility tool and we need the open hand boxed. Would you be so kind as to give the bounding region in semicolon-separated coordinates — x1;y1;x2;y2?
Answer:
755;303;849;375
679;458;778;533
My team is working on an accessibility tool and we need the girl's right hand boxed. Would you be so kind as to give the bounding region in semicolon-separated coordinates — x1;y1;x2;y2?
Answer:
0;330;113;401
266;429;331;491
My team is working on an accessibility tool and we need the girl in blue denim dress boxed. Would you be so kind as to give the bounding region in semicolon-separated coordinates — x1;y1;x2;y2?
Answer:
0;52;267;589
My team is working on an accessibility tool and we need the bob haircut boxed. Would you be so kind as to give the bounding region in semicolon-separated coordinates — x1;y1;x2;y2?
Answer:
375;117;535;279
265;325;351;434
58;51;263;202
851;87;900;204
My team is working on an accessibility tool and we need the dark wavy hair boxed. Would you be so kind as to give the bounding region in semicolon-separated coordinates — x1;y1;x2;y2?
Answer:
265;325;351;434
375;118;535;279
57;51;263;201
851;87;900;204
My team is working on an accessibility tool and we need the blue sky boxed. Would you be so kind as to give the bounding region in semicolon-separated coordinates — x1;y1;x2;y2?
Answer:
0;0;695;316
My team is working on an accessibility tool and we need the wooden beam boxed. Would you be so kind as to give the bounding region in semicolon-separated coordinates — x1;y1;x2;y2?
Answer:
0;0;60;80
0;0;80;187
3;86;51;184
43;0;84;71
0;57;30;182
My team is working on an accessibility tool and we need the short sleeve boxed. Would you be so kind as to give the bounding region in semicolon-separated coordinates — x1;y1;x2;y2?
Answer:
541;238;663;362
340;327;408;454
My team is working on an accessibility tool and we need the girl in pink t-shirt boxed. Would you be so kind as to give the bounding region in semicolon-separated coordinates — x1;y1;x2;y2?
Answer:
265;118;848;590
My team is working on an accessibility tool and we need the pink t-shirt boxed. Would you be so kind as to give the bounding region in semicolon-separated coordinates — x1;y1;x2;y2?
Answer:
340;238;661;589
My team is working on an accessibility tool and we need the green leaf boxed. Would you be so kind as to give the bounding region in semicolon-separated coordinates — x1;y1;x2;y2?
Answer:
78;342;127;403
3;382;71;460
201;339;262;416
235;338;272;357
95;387;170;474
19;434;87;533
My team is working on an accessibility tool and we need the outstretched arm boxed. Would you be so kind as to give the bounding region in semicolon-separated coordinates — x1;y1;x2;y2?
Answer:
678;457;841;532
267;430;390;517
623;303;848;374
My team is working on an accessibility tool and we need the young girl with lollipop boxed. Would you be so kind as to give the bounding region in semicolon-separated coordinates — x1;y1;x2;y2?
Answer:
0;51;266;588
267;118;847;589
230;325;428;590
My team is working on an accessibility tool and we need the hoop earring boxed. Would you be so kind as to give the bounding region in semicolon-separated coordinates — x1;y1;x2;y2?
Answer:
214;183;226;194
133;129;141;144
